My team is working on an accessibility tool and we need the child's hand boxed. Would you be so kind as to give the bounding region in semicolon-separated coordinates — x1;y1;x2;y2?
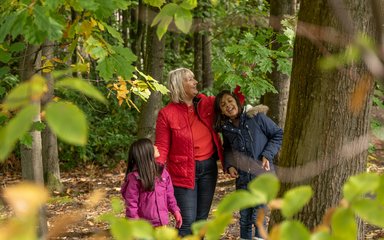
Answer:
228;167;238;178
174;211;182;228
262;157;270;171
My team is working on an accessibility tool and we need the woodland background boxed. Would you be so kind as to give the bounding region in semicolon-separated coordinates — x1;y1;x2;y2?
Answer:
1;0;384;239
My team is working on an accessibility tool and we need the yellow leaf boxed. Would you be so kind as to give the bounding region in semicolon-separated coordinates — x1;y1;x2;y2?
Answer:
42;59;54;73
3;182;49;217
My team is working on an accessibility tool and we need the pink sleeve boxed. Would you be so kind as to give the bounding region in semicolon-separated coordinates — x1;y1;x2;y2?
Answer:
122;173;140;219
155;109;171;164
164;170;180;214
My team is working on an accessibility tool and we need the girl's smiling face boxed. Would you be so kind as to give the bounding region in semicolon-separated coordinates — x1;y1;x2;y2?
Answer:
220;94;239;120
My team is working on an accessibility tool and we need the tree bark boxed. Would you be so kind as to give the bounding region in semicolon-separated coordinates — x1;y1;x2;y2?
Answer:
41;41;63;193
263;0;294;128
202;33;213;89
19;44;48;238
272;0;374;238
193;32;203;88
137;25;165;140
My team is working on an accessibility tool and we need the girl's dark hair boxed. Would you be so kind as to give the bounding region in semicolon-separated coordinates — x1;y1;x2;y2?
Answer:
213;90;243;132
124;138;161;191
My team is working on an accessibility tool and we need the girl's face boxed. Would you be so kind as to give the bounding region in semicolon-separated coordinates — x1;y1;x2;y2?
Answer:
220;94;239;120
153;145;160;158
182;73;198;101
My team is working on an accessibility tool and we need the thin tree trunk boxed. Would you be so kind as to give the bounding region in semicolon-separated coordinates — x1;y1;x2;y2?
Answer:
137;24;165;140
263;0;294;128
19;44;48;238
41;41;63;193
272;1;374;238
193;32;203;88
202;33;213;88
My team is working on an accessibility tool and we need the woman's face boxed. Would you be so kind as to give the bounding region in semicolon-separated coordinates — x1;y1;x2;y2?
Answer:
219;94;239;120
182;73;198;101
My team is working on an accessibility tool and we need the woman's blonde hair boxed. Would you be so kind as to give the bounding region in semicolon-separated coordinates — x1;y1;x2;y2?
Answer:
168;68;194;103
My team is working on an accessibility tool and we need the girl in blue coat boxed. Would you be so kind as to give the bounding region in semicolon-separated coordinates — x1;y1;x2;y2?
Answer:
213;90;283;240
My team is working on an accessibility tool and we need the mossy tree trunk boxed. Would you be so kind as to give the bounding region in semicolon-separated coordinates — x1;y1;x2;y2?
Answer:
272;1;374;238
41;41;63;193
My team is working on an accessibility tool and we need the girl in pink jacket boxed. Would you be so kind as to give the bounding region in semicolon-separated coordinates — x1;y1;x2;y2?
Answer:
121;138;182;228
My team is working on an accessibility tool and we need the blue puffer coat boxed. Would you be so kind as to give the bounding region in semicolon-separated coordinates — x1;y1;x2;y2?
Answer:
221;112;283;172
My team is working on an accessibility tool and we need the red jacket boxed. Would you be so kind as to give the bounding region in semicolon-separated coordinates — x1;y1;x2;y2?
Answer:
155;94;224;189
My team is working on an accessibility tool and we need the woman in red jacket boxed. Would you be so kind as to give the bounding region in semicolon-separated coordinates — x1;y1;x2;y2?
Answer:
155;67;224;236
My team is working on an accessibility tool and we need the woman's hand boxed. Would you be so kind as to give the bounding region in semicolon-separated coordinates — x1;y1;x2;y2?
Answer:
228;167;238;178
262;157;270;171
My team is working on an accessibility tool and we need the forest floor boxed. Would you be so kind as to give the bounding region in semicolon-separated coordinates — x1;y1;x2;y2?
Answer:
1;107;384;239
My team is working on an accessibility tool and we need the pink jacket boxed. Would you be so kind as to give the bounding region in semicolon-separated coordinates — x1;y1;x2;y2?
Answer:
120;169;180;227
155;94;224;189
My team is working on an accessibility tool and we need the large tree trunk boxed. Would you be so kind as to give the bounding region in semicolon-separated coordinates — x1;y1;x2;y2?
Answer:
272;0;374;238
19;44;48;238
41;41;63;193
137;24;165;140
262;0;294;128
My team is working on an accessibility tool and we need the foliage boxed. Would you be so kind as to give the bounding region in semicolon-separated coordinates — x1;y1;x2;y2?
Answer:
210;0;294;103
2;172;384;239
0;0;170;161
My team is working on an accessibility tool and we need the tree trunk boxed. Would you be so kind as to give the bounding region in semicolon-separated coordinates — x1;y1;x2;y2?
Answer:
193;32;203;88
41;41;63;193
202;33;213;89
19;44;48;238
272;0;374;237
263;0;294;128
137;25;165;140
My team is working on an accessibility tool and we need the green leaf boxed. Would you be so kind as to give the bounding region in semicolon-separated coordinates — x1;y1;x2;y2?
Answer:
96;58;115;80
343;173;380;202
215;189;264;215
109;218;134;239
281;186;313;218
45;102;88;146
0;66;10;78
0;105;39;161
279;220;311;240
331;208;356;240
127;219;154;239
19;133;33;148
0;12;17;42
174;7;192;34
156;16;172;40
33;6;63;41
45;0;62;10
4;75;47;111
110;197;124;214
205;213;232;240
154;226;179;240
32;121;46;131
151;3;178;39
0;49;11;63
103;22;123;43
9;42;26;53
351;199;384;227
55;78;107;104
180;0;197;10
310;230;332;240
248;173;280;203
143;0;166;8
